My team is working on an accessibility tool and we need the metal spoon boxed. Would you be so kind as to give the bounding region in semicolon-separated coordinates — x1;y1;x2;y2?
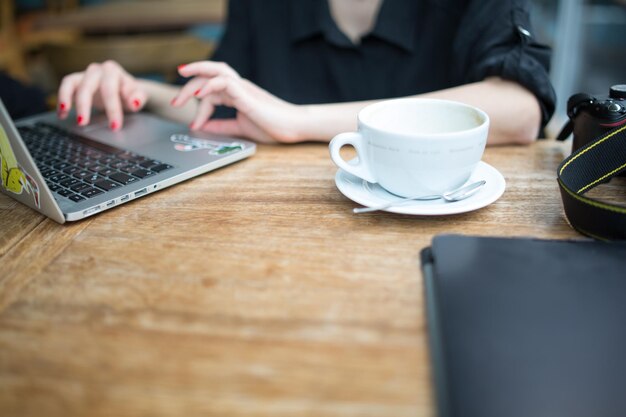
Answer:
353;180;486;214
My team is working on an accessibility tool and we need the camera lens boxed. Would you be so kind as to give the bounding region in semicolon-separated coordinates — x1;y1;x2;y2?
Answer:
609;85;626;99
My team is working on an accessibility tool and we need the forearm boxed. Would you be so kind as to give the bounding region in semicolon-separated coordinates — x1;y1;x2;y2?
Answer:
137;79;198;125
300;77;541;145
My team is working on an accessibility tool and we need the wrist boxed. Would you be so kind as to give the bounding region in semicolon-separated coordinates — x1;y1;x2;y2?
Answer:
271;104;321;143
137;79;197;124
136;79;165;110
294;104;351;142
293;104;318;142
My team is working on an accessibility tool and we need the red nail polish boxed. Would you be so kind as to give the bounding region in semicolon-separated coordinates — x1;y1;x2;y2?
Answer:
178;64;186;71
170;98;177;106
133;99;140;108
77;115;84;125
110;121;118;130
59;102;66;111
194;89;201;96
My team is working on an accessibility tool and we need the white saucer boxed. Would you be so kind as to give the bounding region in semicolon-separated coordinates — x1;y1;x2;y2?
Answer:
335;161;506;215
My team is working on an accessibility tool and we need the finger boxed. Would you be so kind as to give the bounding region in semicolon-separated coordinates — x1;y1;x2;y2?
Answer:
206;92;235;108
214;77;255;114
99;70;124;130
171;77;208;107
195;76;229;98
190;97;215;130
57;73;83;119
127;91;148;112
195;76;253;115
119;73;147;112
75;64;103;126
178;61;240;79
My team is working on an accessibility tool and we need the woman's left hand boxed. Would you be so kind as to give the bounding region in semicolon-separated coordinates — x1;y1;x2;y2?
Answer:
172;61;306;144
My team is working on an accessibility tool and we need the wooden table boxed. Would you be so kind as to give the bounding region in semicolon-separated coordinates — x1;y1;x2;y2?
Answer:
0;141;590;416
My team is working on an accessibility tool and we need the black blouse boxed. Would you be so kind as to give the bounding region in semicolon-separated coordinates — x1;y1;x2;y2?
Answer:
0;72;47;120
211;0;556;128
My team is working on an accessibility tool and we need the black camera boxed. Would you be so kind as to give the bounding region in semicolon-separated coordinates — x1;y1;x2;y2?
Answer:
555;85;626;241
557;85;626;151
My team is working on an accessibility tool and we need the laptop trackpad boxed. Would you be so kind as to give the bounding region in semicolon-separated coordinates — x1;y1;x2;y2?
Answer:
78;113;181;149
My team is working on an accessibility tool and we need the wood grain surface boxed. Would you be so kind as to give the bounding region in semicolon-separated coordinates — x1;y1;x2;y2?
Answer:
0;141;598;417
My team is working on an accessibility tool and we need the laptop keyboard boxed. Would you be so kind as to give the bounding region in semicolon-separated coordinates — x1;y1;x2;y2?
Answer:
18;122;174;203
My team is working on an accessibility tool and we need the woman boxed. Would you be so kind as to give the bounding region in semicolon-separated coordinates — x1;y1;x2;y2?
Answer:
57;0;555;145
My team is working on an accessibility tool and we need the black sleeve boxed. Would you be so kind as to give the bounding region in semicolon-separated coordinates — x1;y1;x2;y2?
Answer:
189;0;254;118
175;0;253;88
0;71;47;120
210;0;254;80
452;0;556;130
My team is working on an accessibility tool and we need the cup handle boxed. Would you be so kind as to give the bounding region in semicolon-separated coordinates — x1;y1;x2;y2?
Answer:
329;132;377;183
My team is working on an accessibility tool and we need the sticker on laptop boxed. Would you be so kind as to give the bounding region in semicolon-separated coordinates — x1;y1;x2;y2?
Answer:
170;134;244;156
0;125;41;208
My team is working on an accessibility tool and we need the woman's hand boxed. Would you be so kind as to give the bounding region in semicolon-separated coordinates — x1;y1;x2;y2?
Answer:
57;60;148;130
173;61;307;144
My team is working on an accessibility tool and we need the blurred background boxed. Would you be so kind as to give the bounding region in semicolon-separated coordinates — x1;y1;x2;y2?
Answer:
1;0;625;136
0;0;226;113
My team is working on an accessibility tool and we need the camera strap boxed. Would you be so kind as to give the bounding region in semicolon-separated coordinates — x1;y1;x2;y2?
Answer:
557;123;626;240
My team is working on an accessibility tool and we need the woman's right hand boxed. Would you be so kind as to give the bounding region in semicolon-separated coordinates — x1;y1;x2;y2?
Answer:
57;60;148;131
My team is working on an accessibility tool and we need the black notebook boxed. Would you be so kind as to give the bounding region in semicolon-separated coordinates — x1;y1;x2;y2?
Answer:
421;234;626;417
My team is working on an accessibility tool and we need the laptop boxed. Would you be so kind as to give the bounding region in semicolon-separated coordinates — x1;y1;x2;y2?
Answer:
0;98;255;223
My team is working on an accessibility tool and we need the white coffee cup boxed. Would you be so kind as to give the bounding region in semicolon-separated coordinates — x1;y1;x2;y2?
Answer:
329;98;489;197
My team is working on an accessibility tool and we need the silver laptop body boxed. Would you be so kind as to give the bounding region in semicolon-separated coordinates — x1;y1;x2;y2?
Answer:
0;99;255;223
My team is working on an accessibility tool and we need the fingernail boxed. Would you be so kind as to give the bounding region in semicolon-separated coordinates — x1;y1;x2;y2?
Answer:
189;122;196;130
177;64;186;71
194;89;201;96
110;121;119;130
59;102;66;111
132;99;140;108
170;97;177;106
77;115;84;125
